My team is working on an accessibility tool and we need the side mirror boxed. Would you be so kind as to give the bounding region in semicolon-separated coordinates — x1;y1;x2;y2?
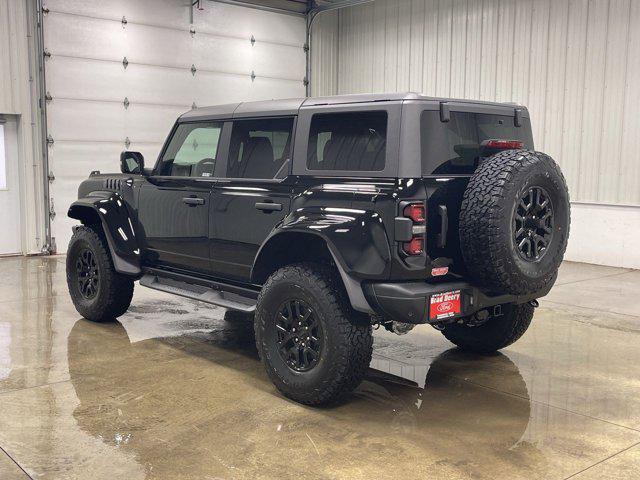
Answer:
120;151;145;175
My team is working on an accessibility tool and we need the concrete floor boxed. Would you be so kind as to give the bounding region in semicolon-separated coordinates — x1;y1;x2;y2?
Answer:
0;258;639;480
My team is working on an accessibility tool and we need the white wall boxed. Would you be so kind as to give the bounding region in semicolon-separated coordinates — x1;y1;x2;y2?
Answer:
311;0;640;269
565;203;640;269
0;0;46;254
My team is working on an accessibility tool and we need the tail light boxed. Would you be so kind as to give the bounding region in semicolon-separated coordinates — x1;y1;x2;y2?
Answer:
402;202;426;255
403;236;424;255
403;203;426;223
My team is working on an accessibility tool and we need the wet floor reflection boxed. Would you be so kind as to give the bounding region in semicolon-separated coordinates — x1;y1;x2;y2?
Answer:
64;313;534;477
2;256;640;479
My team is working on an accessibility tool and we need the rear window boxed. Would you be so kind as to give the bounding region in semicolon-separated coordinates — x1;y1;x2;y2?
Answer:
307;111;387;171
421;111;533;174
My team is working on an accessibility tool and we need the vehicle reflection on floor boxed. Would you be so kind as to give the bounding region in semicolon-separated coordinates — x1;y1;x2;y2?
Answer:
66;310;531;473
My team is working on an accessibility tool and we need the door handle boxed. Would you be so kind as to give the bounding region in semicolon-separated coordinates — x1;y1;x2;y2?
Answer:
255;202;282;212
182;197;205;206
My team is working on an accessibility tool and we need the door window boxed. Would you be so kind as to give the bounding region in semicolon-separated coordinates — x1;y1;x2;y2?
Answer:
227;117;294;179
306;111;387;171
159;122;222;177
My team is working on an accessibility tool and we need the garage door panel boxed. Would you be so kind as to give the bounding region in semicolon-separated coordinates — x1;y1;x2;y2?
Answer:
47;0;191;30
124;104;184;143
44;0;306;252
192;35;258;76
46;12;263;76
45;13;127;62
46;57;124;101
50;143;124;182
246;43;305;80
49;143;121;250
244;77;305;100
194;3;306;47
48;101;125;142
49;141;164;250
46;57;196;107
46;14;194;68
48;100;182;145
189;71;303;105
51;142;163;181
46;0;306;49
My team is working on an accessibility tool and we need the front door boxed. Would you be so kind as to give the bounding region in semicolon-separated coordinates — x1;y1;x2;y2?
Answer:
0;116;21;255
210;117;295;282
137;120;223;273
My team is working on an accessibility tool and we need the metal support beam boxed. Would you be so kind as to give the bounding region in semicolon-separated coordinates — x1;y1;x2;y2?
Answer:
305;0;375;96
34;0;53;253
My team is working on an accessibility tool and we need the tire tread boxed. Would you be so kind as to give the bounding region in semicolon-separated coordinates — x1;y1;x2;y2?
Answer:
255;263;372;406
66;225;134;322
460;150;570;294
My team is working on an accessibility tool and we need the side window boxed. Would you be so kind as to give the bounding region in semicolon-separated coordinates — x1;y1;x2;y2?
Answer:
159;122;222;177
307;111;387;171
227;117;294;179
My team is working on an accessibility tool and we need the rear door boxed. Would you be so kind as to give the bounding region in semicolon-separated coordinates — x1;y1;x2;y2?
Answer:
210;117;295;282
138;121;224;273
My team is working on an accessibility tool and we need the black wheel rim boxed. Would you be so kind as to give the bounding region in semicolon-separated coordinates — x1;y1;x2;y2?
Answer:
76;248;99;299
513;186;554;261
275;299;323;372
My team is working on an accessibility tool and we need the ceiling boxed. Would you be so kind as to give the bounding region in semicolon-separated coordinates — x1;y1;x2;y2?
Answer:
206;0;372;16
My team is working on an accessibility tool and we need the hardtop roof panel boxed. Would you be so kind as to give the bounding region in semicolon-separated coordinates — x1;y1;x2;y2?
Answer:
233;98;306;118
179;93;524;122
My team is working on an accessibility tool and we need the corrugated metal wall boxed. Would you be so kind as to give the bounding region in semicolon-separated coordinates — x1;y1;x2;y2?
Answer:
311;0;640;205
0;0;29;115
310;10;339;96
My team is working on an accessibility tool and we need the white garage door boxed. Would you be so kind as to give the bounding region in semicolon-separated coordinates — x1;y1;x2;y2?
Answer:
42;0;306;252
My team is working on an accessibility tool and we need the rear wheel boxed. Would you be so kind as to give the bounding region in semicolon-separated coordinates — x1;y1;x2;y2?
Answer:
254;263;373;406
441;303;534;354
66;226;134;322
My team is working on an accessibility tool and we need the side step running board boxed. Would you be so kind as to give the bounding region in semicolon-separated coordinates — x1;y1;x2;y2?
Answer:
140;273;257;313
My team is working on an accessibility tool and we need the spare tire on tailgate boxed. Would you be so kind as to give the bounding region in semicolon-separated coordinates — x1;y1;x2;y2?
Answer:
459;149;570;295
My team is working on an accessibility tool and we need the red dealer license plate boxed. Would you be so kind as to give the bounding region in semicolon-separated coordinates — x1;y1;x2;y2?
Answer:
429;290;462;320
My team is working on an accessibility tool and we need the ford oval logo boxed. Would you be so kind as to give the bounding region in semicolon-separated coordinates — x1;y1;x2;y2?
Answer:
437;301;453;313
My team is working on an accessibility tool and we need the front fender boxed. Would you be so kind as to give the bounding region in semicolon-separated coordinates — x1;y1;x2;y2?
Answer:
68;191;141;276
277;206;391;280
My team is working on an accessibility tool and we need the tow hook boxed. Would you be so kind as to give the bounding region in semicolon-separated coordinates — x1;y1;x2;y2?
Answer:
529;299;540;308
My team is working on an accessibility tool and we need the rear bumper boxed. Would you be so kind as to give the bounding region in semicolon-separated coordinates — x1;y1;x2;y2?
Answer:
363;280;552;324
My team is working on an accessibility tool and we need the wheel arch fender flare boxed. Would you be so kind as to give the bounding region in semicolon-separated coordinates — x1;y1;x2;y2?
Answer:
68;192;141;276
252;208;391;314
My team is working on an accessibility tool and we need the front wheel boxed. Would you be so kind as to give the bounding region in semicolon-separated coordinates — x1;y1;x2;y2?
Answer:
441;303;534;354
66;226;134;322
254;263;373;406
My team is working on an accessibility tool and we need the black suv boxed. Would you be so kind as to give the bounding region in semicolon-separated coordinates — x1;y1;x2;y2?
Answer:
66;93;570;405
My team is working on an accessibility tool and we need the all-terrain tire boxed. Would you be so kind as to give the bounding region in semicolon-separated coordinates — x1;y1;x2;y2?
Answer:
441;303;534;354
255;263;373;406
66;225;134;322
460;150;570;295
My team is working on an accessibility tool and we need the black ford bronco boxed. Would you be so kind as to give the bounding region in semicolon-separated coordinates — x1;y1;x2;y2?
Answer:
66;93;570;405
